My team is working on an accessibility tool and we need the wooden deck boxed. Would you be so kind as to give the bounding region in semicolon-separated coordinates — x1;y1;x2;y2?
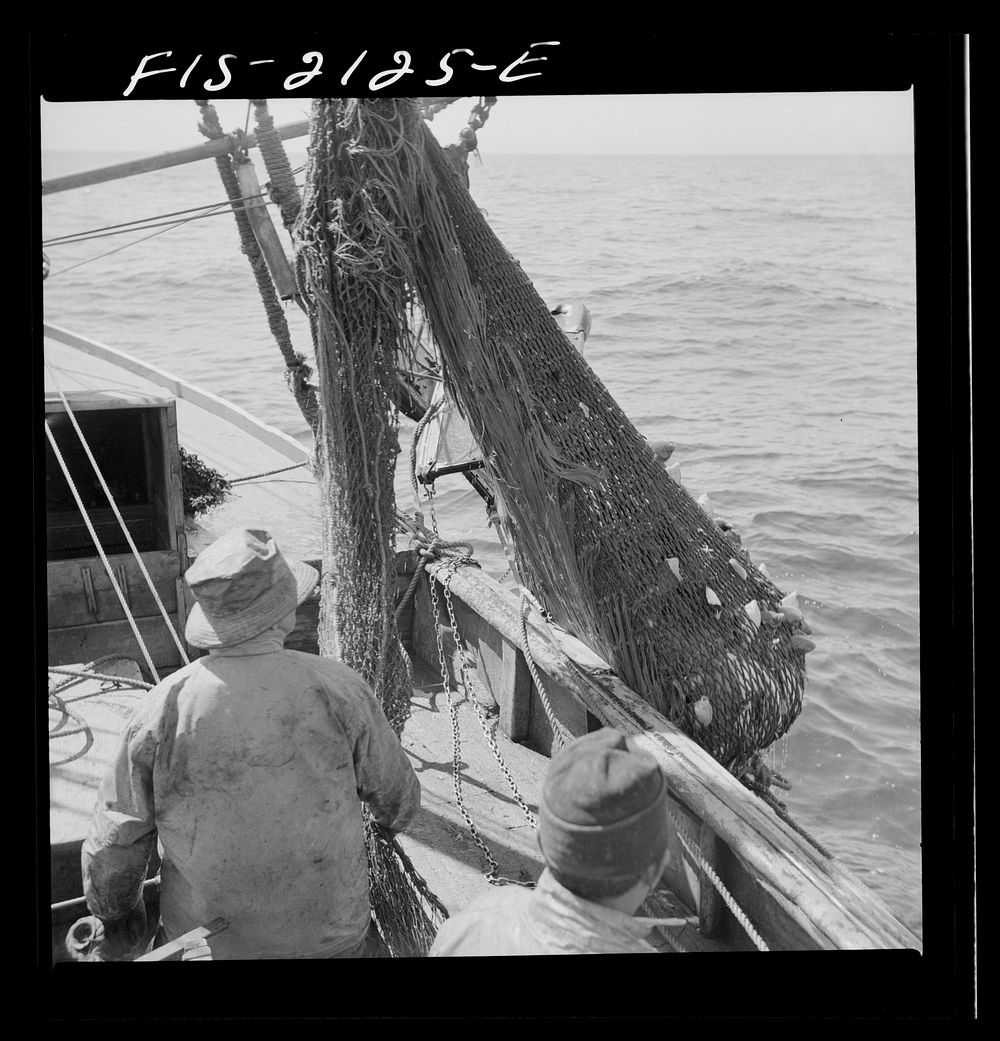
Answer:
399;660;546;903
48;659;154;903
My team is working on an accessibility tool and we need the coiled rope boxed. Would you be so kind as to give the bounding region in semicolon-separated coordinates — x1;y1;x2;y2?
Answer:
42;192;278;247
49;664;154;695
250;100;302;232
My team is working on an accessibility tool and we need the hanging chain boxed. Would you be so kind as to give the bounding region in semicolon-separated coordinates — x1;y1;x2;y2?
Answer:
456;96;498;157
440;565;538;830
424;488;537;827
427;557;504;882
420;485;535;887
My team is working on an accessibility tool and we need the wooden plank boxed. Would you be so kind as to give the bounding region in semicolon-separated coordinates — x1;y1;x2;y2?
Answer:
174;578;192;661
421;557;922;951
525;670;589;755
162;402;187;556
658;797;703;912
47;509;157;558
411;574;442;679
474;624;531;742
398;693;547;912
423;570;586;749
233;160;298;299
499;639;531;742
47;551;182;629
696;822;728;938
41;119;311;195
44;325;310;464
49;615;186;677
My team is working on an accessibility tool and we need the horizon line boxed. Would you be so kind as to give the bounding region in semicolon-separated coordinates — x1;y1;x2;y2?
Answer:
41;147;915;157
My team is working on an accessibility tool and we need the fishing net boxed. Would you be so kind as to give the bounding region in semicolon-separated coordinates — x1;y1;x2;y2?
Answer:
294;98;448;957
406;112;810;774
294;97;811;957
298;98;808;779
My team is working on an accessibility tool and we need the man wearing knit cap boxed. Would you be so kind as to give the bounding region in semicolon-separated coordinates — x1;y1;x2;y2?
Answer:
429;727;672;956
81;528;420;959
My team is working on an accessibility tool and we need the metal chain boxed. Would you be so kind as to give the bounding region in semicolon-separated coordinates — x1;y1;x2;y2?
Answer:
441;564;538;829
420;486;535;886
428;559;504;881
456;96;498;155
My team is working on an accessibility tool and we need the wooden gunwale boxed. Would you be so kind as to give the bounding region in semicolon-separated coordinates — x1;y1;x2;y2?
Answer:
421;557;923;952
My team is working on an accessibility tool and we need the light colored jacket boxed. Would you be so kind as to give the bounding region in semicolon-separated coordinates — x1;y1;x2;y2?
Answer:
429;869;660;956
81;621;420;959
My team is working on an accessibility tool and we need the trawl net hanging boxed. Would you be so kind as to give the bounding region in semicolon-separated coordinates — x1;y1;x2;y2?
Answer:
304;97;808;782
293;98;446;956
413;105;808;775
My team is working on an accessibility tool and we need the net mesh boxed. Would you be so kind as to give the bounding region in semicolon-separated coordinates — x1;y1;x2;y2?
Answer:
420;98;807;774
294;98;447;956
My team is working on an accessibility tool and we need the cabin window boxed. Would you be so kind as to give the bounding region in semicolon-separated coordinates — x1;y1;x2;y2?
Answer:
45;407;171;561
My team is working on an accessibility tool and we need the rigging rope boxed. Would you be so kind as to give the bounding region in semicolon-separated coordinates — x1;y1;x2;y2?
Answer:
668;809;770;952
41;191;286;247
228;461;308;485
43;203;231;280
49;659;152;751
518;591;574;752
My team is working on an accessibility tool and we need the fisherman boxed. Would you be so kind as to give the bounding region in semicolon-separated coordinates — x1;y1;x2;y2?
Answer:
80;527;420;960
429;727;673;956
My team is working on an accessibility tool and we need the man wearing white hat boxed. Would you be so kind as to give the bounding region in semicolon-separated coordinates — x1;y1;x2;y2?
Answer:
81;528;420;959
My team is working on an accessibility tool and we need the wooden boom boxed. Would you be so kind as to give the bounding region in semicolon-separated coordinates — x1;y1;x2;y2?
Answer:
41;119;311;195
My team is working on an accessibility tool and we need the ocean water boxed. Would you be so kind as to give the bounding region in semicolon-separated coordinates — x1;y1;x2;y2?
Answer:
40;145;921;937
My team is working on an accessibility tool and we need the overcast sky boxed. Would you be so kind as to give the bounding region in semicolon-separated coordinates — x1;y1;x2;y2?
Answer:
39;93;914;157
